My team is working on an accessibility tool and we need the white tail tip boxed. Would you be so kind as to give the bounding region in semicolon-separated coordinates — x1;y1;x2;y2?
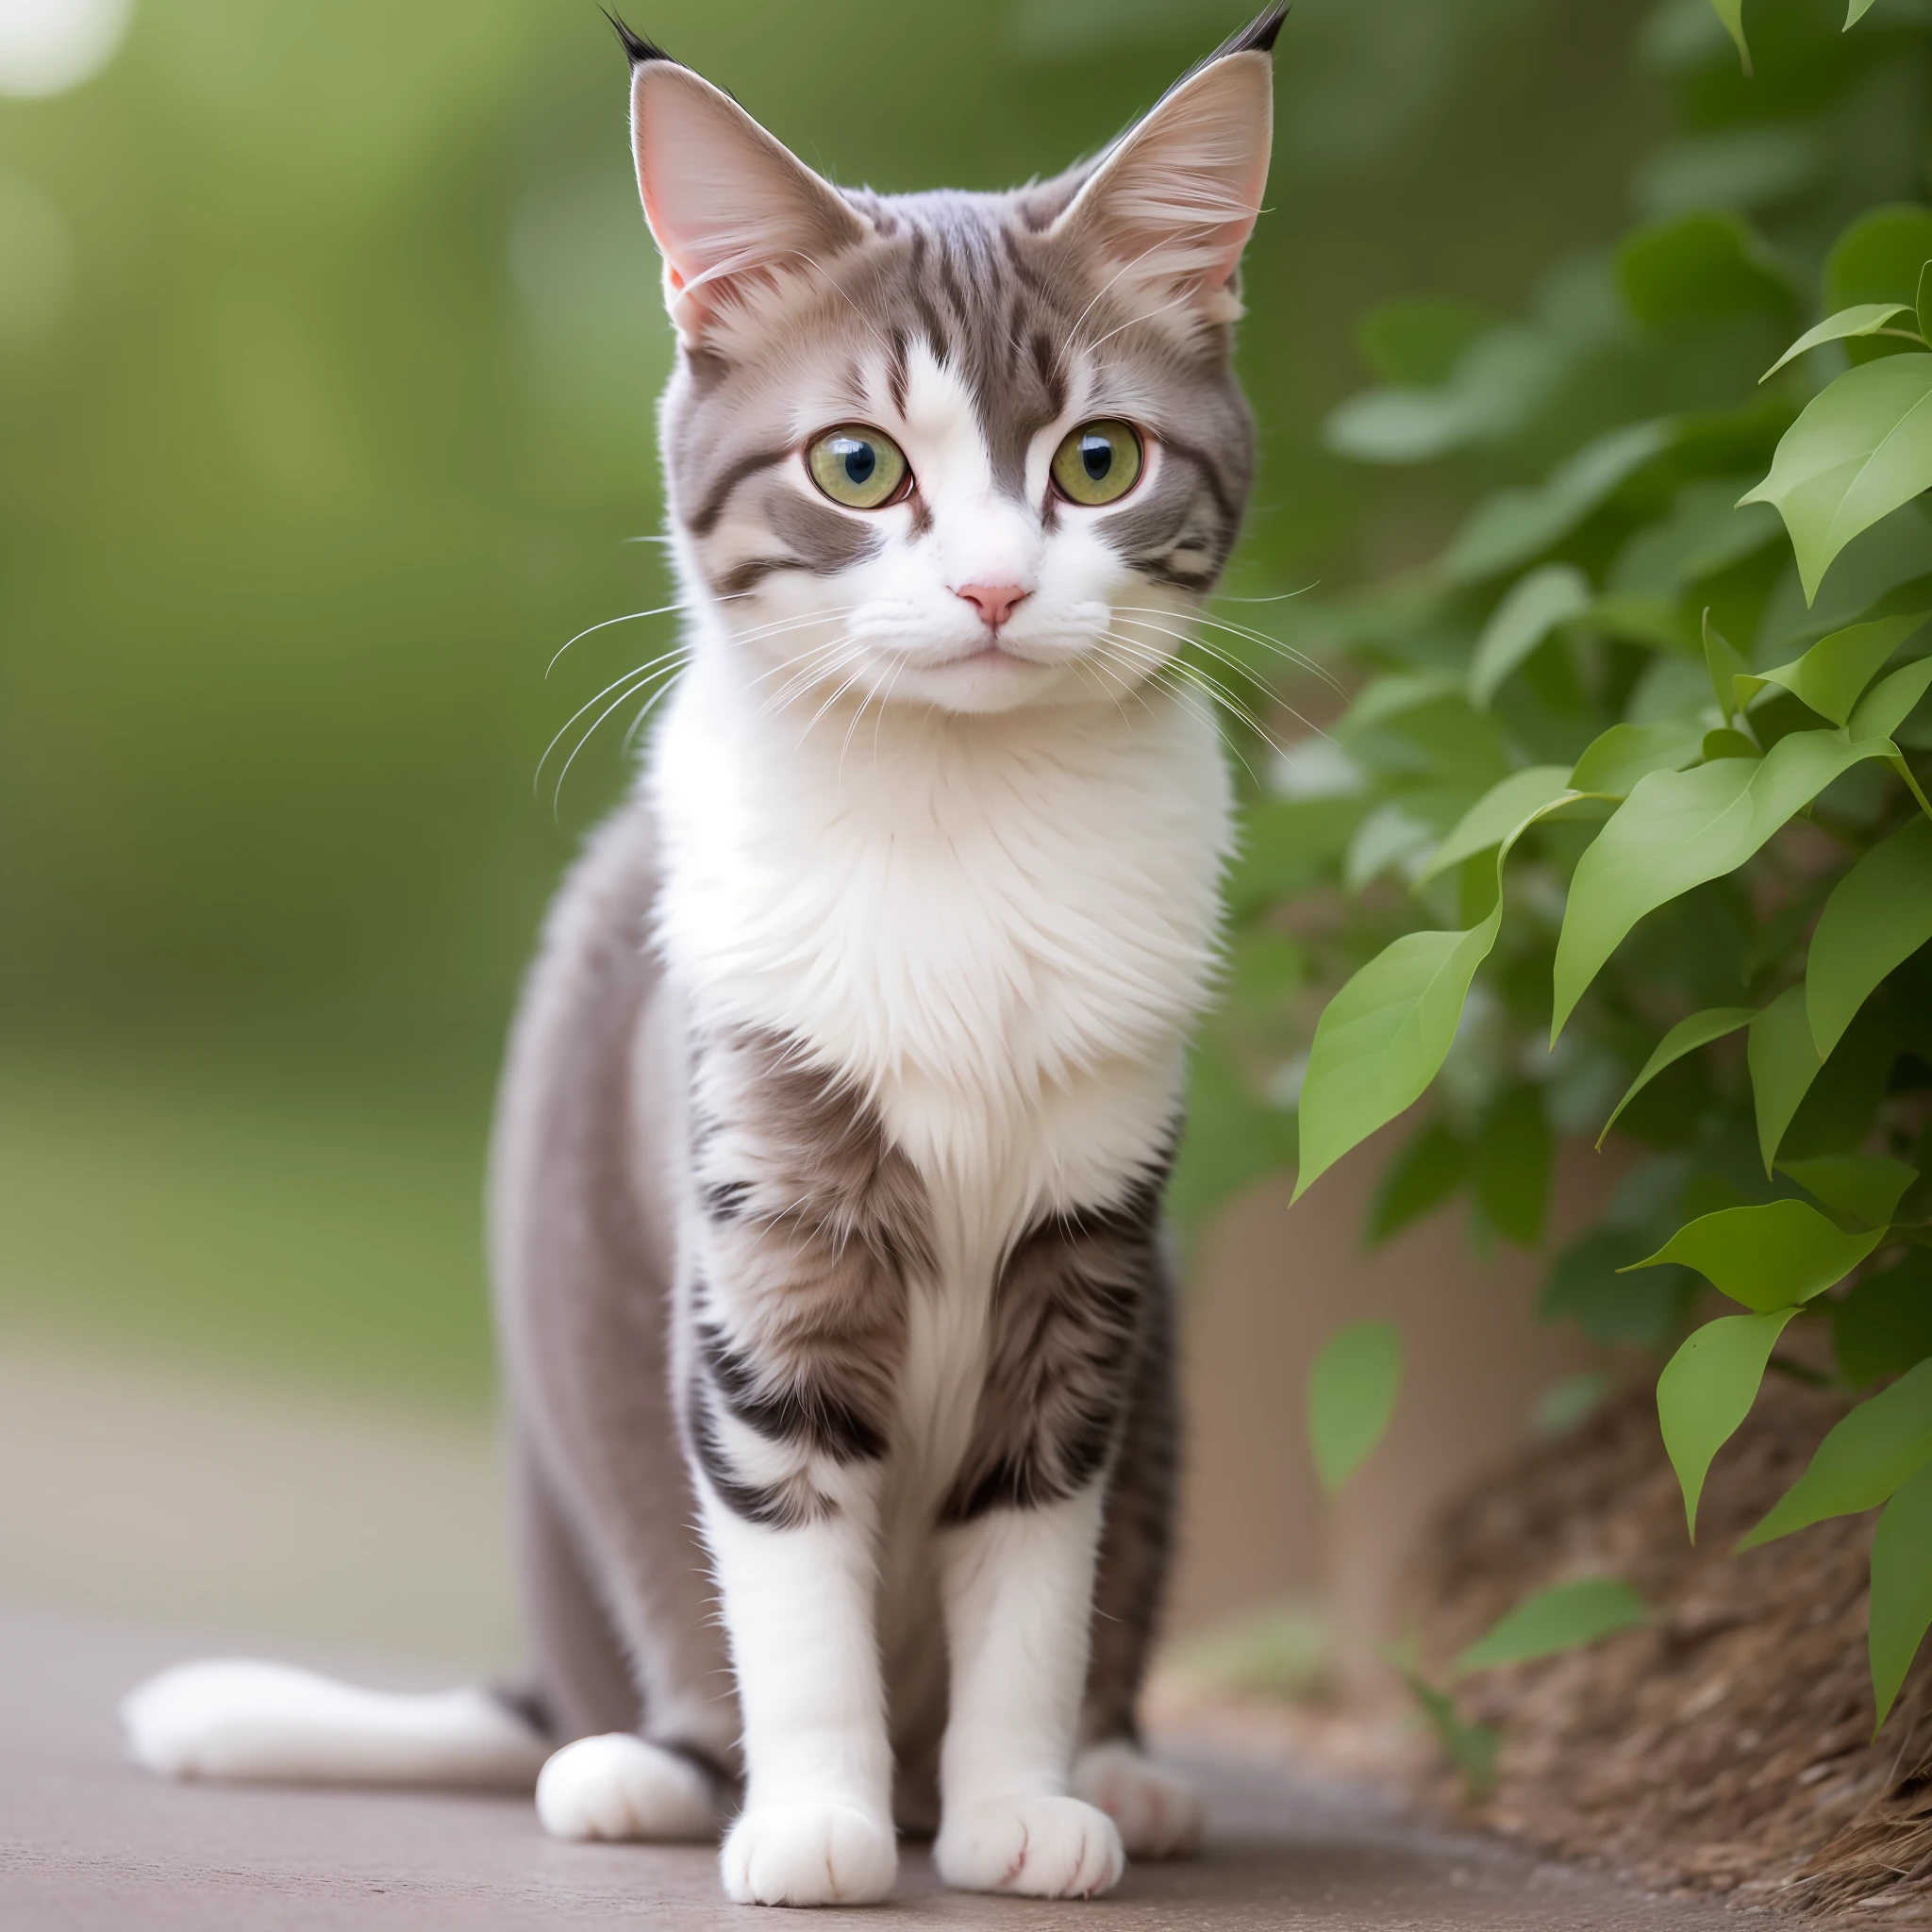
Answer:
121;1658;547;1789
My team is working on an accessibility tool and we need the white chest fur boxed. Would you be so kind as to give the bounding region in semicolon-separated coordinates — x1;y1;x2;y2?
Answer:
651;641;1231;1726
649;644;1231;1228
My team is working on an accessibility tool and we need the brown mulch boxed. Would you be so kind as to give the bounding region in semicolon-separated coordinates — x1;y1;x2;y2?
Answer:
1407;1378;1932;1921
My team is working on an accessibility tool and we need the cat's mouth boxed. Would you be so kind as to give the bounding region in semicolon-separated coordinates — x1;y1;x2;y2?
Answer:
938;640;1050;671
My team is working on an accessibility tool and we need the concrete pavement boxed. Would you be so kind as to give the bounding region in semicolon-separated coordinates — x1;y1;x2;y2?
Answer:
0;1602;1751;1931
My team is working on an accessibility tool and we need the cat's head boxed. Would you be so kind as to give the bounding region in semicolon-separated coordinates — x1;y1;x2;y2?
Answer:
624;10;1279;720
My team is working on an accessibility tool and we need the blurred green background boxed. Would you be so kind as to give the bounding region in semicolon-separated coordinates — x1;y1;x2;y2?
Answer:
0;0;1658;1411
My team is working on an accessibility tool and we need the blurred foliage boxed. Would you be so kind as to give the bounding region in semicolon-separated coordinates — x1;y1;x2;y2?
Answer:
0;0;1660;1394
1246;0;1932;1732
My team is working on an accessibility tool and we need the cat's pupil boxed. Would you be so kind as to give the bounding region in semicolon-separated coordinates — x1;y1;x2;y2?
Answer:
1080;435;1112;481
841;441;875;485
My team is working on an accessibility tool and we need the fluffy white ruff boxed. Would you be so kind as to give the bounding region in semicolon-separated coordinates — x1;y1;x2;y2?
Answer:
120;1659;545;1788
535;1732;718;1840
650;647;1230;1209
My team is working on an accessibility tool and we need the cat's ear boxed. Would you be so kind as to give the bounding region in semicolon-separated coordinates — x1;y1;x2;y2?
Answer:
1052;11;1279;328
625;42;866;341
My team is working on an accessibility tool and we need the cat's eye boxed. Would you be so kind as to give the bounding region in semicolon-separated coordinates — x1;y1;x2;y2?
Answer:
806;425;910;510
1050;420;1143;507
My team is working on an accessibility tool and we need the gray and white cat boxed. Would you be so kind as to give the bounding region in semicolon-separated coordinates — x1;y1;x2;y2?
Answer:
122;9;1279;1906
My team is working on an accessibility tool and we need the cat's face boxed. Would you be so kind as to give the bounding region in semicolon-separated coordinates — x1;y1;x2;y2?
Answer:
626;16;1277;720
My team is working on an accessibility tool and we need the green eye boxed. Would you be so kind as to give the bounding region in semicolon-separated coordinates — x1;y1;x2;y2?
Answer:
1051;420;1143;507
807;425;909;509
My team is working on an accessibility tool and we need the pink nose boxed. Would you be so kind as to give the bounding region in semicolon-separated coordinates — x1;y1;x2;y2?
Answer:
955;583;1030;631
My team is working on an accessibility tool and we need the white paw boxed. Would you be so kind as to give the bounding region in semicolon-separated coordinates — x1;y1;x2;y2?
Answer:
1074;1741;1203;1859
720;1801;897;1906
536;1734;718;1841
935;1794;1125;1898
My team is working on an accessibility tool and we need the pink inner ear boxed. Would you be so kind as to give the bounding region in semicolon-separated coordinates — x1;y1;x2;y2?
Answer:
1055;53;1273;308
629;62;865;337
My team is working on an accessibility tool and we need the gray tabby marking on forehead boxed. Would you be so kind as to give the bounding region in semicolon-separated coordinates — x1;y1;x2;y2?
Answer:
631;38;1274;589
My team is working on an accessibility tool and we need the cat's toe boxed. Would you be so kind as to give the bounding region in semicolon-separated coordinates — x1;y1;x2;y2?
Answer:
935;1794;1125;1898
1073;1740;1203;1858
720;1801;897;1906
535;1733;718;1842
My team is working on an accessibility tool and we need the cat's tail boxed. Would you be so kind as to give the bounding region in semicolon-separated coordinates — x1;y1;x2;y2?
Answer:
120;1658;549;1789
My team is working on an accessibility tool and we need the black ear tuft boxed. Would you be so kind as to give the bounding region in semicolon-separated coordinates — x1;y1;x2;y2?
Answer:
1217;5;1289;58
603;10;678;67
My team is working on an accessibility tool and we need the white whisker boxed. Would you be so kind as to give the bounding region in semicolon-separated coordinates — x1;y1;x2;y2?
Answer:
536;652;692;796
1112;605;1343;693
545;596;724;677
1108;615;1327;741
619;666;688;758
550;667;675;818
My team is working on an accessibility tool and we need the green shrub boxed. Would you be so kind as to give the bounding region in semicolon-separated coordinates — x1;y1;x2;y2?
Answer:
1208;0;1932;1732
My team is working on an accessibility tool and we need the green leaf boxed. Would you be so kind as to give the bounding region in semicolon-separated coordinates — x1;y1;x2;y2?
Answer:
1657;1308;1796;1538
1708;0;1750;72
1543;1230;1696;1348
1750;986;1824;1174
1780;1154;1917;1231
1598;1007;1755;1148
1357;297;1491;386
1293;913;1500;1198
1225;796;1367;919
1739;1356;1932;1549
1702;727;1760;760
1339;668;1466;732
1619;209;1792;326
1627;1198;1886;1313
1170;1039;1299;1232
1846;0;1881;27
1826;207;1932;316
1417;766;1575;883
1470;565;1592;708
1307;1320;1403;1495
1848;652;1932;741
1611;485;1786;601
1704;609;1750;724
1568;720;1706;798
1919;260;1931;351
1300;792;1575;1197
1344;801;1442;892
1835;1250;1932;1388
1740;354;1932;603
1473;1084;1552;1248
1446;420;1675;584
1453;1578;1649;1674
1782;1003;1899;1164
1553;727;1890;1039
1399;1669;1498;1801
1808;819;1932;1058
1364;1119;1467;1246
1870;1458;1932;1732
1762;304;1916;383
1735;613;1926;726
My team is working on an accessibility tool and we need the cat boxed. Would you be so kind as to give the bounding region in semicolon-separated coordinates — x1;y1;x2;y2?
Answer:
121;7;1280;1907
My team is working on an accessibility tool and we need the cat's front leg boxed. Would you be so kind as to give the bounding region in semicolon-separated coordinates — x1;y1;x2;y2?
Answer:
933;1486;1124;1899
679;1024;925;1906
703;1473;898;1907
929;1177;1169;1900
